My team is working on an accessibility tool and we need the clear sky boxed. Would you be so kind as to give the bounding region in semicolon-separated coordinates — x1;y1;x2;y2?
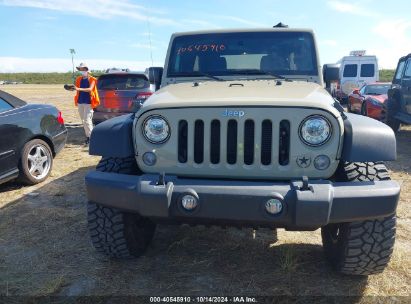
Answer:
0;0;410;72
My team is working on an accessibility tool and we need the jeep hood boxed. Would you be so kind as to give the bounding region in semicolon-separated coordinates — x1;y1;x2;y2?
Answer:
141;80;341;117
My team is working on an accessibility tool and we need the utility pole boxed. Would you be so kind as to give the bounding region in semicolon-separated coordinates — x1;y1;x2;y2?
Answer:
69;49;76;83
147;18;154;67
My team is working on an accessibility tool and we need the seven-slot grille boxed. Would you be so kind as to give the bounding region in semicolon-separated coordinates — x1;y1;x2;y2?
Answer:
178;118;290;166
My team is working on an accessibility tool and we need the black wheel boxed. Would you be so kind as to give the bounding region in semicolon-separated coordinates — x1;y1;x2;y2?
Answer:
18;139;53;185
381;98;400;132
322;162;396;275
87;156;155;258
361;101;368;116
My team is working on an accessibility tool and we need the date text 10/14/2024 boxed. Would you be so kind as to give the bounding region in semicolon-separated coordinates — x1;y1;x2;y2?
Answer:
150;296;257;303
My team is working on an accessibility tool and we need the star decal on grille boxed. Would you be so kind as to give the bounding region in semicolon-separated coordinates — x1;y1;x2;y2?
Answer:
296;155;311;168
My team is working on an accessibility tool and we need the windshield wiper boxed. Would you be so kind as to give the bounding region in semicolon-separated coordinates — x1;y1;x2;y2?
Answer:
169;72;225;81
231;69;287;80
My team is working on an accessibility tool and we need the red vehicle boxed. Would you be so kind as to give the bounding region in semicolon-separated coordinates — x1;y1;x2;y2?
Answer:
93;72;153;124
347;82;391;120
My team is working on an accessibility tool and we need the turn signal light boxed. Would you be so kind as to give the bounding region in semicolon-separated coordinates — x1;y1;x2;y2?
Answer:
57;111;64;125
181;194;198;211
265;199;283;215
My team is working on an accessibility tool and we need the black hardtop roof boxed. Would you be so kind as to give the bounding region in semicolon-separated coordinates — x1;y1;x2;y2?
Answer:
399;53;411;61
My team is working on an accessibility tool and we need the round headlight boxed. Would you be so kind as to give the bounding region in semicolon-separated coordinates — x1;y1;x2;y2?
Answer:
143;115;170;144
299;115;332;146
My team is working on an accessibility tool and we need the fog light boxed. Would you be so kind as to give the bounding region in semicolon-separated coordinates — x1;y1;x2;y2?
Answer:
265;199;283;215
314;155;330;170
143;152;157;166
181;195;198;211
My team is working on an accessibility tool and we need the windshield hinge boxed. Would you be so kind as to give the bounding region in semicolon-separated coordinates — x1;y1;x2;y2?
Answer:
333;99;347;119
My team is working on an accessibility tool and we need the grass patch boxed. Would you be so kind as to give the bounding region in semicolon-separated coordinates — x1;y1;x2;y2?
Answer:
277;246;299;272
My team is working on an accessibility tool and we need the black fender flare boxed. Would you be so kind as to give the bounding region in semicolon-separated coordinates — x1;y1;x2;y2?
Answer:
341;113;396;162
89;114;135;157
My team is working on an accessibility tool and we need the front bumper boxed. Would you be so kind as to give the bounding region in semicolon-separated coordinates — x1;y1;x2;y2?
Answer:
85;172;400;230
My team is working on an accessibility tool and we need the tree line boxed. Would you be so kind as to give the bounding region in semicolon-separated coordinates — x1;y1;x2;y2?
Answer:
0;71;105;84
0;70;396;84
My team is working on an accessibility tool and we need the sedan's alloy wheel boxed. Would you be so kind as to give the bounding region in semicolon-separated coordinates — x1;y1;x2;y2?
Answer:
27;144;52;179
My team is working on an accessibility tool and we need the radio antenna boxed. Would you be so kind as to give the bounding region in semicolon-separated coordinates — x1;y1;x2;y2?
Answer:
147;17;154;67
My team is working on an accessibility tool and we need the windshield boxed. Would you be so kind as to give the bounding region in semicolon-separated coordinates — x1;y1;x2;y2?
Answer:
167;31;318;78
97;74;149;90
364;84;390;95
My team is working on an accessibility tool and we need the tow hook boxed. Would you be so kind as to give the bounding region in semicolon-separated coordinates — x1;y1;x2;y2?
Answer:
300;176;312;191
157;172;166;186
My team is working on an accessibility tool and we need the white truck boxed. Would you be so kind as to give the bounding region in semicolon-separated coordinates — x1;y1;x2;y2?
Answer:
331;50;379;103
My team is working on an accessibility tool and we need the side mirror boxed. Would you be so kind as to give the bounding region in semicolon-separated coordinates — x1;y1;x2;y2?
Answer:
147;67;163;91
323;64;340;85
352;89;360;95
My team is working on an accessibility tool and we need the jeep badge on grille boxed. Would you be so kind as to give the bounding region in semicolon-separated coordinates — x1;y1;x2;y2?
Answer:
222;109;245;118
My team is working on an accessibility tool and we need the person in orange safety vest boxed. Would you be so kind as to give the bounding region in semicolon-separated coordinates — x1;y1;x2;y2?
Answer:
74;62;100;146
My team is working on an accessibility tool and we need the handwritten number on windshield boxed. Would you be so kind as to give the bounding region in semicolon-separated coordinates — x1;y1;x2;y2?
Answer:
177;44;226;54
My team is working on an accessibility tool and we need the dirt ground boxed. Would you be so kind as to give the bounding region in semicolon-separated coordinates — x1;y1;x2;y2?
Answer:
0;85;410;299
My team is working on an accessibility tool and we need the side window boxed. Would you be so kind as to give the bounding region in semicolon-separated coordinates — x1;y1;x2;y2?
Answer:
359;85;366;95
404;59;411;77
0;98;13;113
395;60;405;80
360;64;375;77
343;64;357;77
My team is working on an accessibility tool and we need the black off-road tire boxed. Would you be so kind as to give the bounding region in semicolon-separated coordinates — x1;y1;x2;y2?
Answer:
381;98;401;132
96;156;142;174
322;162;396;275
87;156;155;258
88;203;156;258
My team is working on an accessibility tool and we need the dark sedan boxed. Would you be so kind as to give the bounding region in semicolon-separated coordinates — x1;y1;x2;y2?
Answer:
0;90;67;185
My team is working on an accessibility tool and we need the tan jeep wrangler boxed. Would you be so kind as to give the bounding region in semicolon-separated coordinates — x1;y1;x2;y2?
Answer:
85;27;400;275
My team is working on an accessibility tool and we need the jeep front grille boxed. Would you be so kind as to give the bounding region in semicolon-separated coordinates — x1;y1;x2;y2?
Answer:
135;107;341;180
177;118;290;166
